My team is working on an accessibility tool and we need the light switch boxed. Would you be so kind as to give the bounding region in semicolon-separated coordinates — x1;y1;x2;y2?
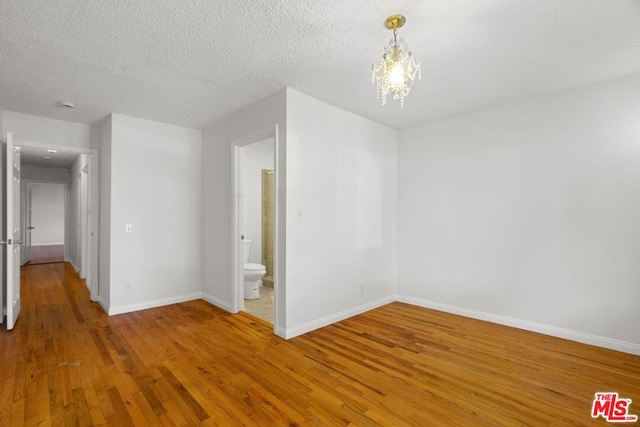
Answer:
125;224;133;233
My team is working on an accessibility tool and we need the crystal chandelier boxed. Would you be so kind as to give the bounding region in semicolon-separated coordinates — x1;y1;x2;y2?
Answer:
372;15;421;107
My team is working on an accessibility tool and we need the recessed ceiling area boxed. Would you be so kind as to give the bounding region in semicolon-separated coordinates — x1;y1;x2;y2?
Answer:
19;146;78;168
1;1;639;130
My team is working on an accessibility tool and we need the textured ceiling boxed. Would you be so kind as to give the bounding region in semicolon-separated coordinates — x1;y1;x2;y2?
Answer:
1;0;640;130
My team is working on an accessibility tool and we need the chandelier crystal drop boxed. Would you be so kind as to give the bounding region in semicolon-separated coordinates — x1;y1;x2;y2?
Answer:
372;15;421;108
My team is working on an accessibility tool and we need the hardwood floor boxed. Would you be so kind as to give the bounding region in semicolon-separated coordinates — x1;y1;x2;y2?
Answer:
1;263;638;425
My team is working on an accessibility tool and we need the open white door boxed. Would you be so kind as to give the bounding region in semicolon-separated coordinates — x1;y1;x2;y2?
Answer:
5;132;21;330
0;135;4;324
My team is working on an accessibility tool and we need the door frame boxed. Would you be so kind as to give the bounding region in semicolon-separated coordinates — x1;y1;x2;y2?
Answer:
22;181;68;264
80;164;89;280
21;183;32;265
261;168;275;288
16;141;99;302
231;125;280;332
5;133;21;329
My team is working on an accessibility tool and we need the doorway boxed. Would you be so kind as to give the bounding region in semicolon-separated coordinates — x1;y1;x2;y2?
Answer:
17;145;98;301
238;139;275;323
231;126;280;330
23;182;66;264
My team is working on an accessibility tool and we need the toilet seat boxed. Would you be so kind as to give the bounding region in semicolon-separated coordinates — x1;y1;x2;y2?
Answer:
244;263;265;271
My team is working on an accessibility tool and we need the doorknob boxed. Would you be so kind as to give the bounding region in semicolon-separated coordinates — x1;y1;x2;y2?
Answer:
13;239;22;245
27;226;35;230
0;241;6;246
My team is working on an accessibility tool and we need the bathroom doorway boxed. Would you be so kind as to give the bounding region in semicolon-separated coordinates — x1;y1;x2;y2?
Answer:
234;133;276;325
261;169;275;288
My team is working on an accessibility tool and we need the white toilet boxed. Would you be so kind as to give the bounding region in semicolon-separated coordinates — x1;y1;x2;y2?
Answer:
243;239;266;300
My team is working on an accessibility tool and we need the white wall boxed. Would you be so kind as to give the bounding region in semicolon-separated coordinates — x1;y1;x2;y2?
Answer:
285;89;398;337
201;89;287;318
69;158;80;267
99;117;112;310
398;73;640;354
29;182;65;245
69;154;90;274
2;111;91;149
243;140;274;264
21;165;71;183
203;89;397;338
104;113;202;314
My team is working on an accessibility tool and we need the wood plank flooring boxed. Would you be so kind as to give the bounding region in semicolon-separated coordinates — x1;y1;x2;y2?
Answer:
1;263;638;425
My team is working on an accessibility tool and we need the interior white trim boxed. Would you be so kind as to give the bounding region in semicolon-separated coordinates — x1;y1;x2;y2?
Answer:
99;288;639;355
281;295;396;340
108;292;201;316
397;295;640;356
96;295;109;315
201;292;235;313
230;125;280;335
69;260;80;274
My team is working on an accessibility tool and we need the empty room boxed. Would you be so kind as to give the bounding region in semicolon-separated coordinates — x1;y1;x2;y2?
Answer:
1;1;639;425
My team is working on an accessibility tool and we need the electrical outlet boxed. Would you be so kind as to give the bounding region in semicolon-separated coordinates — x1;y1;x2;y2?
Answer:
360;283;365;294
125;282;132;291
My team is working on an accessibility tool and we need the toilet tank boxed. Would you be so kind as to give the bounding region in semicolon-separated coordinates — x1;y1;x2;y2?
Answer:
243;239;252;264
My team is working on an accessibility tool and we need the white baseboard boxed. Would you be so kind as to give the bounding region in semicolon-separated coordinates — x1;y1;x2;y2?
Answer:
69;261;80;274
201;293;235;313
397;295;640;356
281;295;396;340
31;242;64;247
95;295;109;315
91;289;640;355
109;292;201;316
275;325;287;339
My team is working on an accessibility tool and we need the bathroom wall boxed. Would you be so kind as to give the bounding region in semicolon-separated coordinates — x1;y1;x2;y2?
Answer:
284;89;398;337
242;140;275;264
201;88;397;338
398;73;640;354
201;89;287;321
